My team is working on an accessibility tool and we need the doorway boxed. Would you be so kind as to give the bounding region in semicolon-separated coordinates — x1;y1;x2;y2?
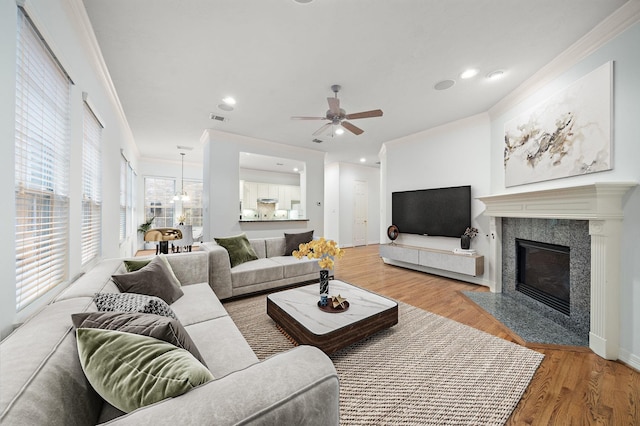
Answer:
353;180;368;246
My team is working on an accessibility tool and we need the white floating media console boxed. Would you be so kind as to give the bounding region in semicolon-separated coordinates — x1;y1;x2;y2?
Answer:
379;243;484;277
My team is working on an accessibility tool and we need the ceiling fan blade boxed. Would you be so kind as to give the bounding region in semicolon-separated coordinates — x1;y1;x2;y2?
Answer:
312;122;333;136
327;97;340;115
341;121;364;135
291;116;326;120
345;109;383;120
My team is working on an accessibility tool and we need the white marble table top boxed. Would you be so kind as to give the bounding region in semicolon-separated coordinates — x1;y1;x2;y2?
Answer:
267;280;397;335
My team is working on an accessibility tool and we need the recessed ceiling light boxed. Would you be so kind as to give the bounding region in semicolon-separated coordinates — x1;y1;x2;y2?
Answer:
460;69;478;79
487;70;505;80
218;103;234;111
360;158;366;163
222;96;236;105
434;79;456;90
293;167;299;172
335;127;345;135
294;0;313;3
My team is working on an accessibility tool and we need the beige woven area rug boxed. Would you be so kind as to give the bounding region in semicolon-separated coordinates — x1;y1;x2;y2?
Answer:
224;295;544;425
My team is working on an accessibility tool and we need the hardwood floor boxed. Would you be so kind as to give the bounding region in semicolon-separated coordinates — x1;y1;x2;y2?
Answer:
333;244;640;426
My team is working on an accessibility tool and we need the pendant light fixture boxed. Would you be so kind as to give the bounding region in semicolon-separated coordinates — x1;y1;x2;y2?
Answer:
172;152;190;202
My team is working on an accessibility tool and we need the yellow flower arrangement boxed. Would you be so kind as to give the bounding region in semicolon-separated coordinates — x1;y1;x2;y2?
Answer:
292;237;345;270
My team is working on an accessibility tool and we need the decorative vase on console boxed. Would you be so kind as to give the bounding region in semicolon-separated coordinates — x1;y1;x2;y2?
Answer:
461;227;478;250
292;237;345;307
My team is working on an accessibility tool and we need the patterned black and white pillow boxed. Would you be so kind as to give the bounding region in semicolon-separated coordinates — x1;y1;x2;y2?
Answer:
93;293;178;320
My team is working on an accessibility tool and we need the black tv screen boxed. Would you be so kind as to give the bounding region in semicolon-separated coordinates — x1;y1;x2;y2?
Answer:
392;185;471;238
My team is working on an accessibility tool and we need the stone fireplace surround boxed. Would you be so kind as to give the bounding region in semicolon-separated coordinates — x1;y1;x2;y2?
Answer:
478;182;636;360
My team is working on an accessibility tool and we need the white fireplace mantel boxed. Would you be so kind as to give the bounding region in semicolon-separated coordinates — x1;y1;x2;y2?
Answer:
477;182;637;360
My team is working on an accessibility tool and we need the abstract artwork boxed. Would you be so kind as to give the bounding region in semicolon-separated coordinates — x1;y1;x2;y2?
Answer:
504;62;612;187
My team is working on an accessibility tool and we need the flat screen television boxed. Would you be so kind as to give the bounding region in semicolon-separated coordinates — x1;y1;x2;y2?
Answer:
392;185;471;238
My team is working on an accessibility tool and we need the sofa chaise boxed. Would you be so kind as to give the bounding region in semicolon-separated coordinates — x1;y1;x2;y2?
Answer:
0;251;339;425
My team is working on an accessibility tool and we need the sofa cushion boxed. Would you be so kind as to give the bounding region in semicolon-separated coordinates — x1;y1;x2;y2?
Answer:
93;292;178;320
185;316;259;378
170;283;229;326
284;230;314;256
230;258;284;288
271;256;321;278
215;233;259;267
76;328;213;413
71;311;206;366
111;256;183;304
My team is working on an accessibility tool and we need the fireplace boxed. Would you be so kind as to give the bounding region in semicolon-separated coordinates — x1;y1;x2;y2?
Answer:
477;182;636;360
516;239;570;315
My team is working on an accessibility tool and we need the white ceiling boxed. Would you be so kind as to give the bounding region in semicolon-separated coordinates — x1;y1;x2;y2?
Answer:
82;0;628;168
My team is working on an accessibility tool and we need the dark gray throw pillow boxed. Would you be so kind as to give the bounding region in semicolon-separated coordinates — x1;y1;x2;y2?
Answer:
71;311;207;366
111;256;183;304
284;230;314;255
93;292;178;320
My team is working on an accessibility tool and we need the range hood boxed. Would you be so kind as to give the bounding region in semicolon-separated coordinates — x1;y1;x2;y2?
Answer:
257;198;278;204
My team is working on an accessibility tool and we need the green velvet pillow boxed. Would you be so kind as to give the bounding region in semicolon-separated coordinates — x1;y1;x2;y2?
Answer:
112;256;183;304
76;328;213;413
214;233;258;267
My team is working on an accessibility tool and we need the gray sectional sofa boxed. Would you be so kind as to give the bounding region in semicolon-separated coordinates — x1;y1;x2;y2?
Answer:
201;236;321;300
0;251;339;425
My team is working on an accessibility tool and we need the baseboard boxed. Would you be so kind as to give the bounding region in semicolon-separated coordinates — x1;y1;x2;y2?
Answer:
618;348;640;372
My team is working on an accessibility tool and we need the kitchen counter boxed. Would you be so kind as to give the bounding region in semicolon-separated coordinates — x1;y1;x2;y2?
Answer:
239;218;309;223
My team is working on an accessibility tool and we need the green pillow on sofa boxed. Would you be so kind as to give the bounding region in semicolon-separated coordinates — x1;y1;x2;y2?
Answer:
214;233;258;267
76;328;213;413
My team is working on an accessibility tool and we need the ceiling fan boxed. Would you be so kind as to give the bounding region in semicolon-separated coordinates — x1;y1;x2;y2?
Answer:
291;84;383;137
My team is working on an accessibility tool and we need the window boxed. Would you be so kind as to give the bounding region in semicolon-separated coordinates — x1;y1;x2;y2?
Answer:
144;177;175;228
181;180;203;227
81;101;102;265
15;8;72;310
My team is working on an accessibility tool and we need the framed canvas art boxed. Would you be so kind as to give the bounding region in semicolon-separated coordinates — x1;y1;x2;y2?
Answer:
504;62;612;187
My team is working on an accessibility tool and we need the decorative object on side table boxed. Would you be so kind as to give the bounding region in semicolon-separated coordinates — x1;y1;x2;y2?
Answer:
293;237;345;307
461;227;478;250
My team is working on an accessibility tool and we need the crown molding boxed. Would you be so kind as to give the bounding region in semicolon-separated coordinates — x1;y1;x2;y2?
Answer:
66;0;139;158
489;0;640;119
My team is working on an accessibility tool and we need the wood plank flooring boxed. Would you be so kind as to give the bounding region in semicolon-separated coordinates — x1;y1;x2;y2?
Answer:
333;244;640;426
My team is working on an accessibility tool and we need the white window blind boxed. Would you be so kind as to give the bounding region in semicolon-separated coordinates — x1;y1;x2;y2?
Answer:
15;8;72;310
81;102;102;265
119;153;126;242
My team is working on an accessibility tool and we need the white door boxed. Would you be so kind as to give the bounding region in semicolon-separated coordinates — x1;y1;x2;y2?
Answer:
353;180;368;247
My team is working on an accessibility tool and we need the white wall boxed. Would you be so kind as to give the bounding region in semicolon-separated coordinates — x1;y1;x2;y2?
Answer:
240;168;300;186
382;21;640;365
488;22;640;367
202;130;325;240
0;0;138;338
382;113;492;286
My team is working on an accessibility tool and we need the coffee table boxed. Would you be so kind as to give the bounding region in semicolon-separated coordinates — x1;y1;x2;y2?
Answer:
267;280;398;354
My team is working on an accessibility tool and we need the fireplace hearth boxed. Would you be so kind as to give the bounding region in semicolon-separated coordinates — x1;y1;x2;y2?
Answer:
503;218;590;338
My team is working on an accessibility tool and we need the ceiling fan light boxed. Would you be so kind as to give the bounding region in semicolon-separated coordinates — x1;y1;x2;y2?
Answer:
335;127;345;135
